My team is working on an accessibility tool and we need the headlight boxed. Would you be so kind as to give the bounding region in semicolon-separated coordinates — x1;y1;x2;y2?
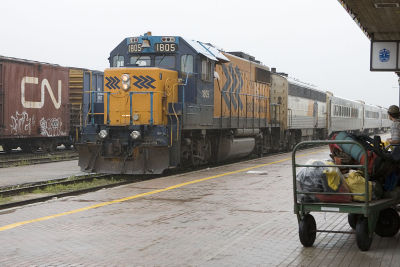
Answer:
121;74;130;82
121;74;130;91
98;129;108;139
130;130;141;140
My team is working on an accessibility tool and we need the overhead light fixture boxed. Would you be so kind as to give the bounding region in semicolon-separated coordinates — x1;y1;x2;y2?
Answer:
374;3;400;8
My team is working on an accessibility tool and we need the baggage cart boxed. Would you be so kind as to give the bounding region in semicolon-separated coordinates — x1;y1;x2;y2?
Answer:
293;140;400;251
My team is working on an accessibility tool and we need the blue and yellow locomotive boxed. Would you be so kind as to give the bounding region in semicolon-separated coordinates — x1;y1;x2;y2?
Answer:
77;32;278;174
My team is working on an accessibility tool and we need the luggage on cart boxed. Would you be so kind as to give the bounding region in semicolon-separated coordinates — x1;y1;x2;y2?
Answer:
296;159;352;203
344;170;373;202
330;132;398;184
293;139;400;252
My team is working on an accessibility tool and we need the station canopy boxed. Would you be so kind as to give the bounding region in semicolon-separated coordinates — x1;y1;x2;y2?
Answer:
339;0;400;75
339;0;400;40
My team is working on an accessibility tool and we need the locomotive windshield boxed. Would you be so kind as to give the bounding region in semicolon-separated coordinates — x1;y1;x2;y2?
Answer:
130;55;151;66
126;54;176;69
155;55;175;68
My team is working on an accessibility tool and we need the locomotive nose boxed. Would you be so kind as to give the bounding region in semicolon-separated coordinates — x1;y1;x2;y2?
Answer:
103;68;178;126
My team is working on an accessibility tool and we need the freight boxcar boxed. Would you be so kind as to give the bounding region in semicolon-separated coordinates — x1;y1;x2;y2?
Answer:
0;56;103;152
0;56;70;152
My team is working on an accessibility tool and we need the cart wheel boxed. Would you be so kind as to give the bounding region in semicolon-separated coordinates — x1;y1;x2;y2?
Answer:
348;213;359;229
356;216;373;251
375;208;400;237
299;214;316;247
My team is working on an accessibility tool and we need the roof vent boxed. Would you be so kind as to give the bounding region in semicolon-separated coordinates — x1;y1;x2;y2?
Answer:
374;3;400;8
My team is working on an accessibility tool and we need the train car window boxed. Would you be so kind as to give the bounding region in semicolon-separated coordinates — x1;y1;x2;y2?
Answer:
255;67;271;83
155;56;175;69
130;56;151;66
306;88;311;98
201;59;212;81
113;55;125;67
181;55;194;75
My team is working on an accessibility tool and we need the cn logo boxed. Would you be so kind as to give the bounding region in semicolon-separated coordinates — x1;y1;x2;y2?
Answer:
21;77;62;109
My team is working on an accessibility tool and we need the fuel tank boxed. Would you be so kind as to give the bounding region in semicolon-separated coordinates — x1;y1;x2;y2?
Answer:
217;137;255;162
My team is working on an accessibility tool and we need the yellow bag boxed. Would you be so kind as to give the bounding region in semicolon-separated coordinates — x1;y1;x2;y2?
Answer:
383;140;392;150
345;170;372;201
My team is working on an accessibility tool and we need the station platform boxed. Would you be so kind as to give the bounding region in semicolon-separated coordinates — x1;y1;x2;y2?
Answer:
0;146;399;266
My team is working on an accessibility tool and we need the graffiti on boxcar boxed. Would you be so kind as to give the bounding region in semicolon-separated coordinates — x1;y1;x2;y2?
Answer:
10;111;36;135
21;77;62;109
39;117;66;137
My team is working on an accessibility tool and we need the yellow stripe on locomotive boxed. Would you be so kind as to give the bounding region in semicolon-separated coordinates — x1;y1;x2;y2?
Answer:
104;68;178;126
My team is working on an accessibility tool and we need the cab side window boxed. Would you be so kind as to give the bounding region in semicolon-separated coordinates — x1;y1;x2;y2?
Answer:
181;55;193;75
201;59;212;81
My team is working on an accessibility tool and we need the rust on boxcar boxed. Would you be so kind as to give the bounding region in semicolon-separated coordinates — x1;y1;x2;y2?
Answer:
0;57;70;140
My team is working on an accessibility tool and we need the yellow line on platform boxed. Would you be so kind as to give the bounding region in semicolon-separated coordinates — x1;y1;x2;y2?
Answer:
0;150;324;232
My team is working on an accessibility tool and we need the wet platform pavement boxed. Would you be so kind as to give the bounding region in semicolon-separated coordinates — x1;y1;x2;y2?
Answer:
1;146;400;266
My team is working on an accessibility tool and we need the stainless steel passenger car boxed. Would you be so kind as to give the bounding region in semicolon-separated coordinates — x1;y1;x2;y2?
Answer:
380;107;391;131
327;93;363;134
363;103;382;134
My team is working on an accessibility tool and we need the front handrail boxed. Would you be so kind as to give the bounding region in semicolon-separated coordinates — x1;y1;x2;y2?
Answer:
292;140;369;216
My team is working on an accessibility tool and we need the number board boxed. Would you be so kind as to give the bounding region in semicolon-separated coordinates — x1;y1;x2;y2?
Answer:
155;43;177;53
128;43;142;53
128;43;178;53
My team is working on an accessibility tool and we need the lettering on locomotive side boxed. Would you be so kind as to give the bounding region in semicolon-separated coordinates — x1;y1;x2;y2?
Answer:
21;77;62;109
201;89;210;98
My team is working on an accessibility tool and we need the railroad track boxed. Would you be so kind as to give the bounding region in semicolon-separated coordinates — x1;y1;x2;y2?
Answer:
0;150;78;168
0;173;158;210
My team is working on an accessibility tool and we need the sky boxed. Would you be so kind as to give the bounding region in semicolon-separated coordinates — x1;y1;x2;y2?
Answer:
0;0;398;108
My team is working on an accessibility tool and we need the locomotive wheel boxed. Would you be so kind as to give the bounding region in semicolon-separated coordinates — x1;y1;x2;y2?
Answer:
375;208;400;237
356;216;373;251
299;214;316;247
348;213;359;230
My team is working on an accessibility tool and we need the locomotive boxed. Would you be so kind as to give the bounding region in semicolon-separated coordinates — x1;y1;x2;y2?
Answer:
76;32;390;174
